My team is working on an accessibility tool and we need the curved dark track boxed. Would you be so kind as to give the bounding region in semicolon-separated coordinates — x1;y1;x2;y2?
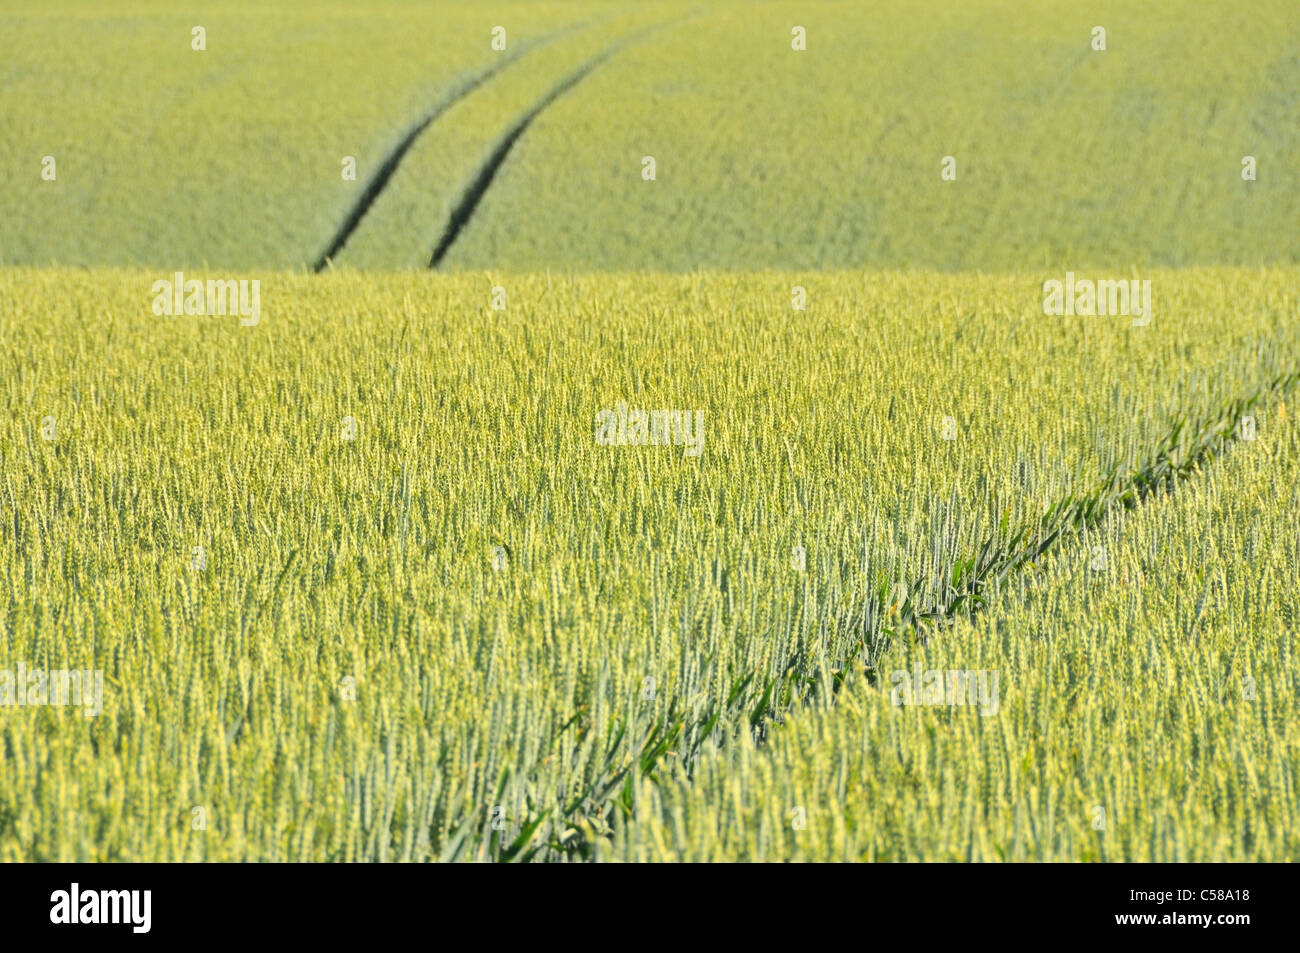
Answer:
427;20;683;269
426;52;613;268
311;24;585;272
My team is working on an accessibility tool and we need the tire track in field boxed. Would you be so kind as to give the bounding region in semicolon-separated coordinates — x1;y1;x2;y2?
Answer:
426;20;682;269
311;23;589;272
480;366;1300;861
866;367;1300;653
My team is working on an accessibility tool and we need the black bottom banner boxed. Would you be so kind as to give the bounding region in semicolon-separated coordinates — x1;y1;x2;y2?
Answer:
0;862;1283;941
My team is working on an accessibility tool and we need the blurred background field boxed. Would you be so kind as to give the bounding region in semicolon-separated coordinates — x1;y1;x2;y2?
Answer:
0;0;1296;270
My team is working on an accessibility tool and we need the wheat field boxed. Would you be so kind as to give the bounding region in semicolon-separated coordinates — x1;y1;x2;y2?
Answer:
0;1;1297;865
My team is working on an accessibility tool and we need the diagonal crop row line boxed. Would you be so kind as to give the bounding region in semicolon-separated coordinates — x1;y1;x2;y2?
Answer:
427;19;683;269
310;22;589;272
449;364;1300;861
856;366;1300;658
